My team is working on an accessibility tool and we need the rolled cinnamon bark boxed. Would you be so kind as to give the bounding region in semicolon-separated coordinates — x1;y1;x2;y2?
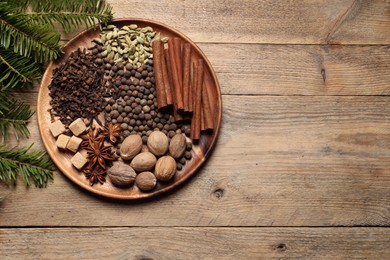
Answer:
168;40;184;110
182;43;192;112
201;73;214;131
188;61;194;112
152;40;167;108
201;108;205;131
172;38;183;84
162;46;173;106
190;59;204;141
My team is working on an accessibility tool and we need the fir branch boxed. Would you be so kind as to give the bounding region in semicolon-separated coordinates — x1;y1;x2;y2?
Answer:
0;91;10;116
0;144;54;187
0;94;33;142
11;0;113;32
24;12;112;33
0;47;42;90
0;2;62;63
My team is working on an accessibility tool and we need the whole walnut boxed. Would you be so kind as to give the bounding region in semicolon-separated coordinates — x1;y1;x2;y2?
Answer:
147;131;169;156
107;161;136;187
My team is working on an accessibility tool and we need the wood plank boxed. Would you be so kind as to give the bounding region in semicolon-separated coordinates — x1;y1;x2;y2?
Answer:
2;95;390;226
0;227;389;259
15;44;390;96
200;44;390;95
100;0;390;44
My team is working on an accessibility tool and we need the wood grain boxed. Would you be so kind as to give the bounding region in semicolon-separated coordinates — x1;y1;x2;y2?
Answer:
2;94;390;226
2;1;390;256
200;44;390;95
100;0;390;44
1;227;389;259
15;44;390;96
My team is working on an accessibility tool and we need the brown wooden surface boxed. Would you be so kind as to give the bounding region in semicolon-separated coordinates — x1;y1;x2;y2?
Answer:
1;0;390;258
1;228;389;259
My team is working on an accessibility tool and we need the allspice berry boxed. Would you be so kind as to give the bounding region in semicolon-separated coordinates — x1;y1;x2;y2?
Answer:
107;161;136;187
155;155;176;181
130;151;157;172
169;133;186;159
136;171;157;191
147;130;169;156
120;134;143;160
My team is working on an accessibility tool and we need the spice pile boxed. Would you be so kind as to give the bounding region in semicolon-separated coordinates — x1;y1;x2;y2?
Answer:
48;23;214;192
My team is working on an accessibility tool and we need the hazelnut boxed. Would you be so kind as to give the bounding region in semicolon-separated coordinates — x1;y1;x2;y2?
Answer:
120;134;143;160
147;130;168;156
130;151;157;172
169;133;186;159
155;155;176;181
136;171;157;191
107;161;136;187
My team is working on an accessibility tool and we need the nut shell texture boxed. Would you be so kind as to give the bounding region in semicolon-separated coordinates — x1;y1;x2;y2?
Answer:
136;171;157;191
120;134;143;160
147;131;169;156
155;155;176;181
107;161;136;186
130;151;157;172
169;134;187;159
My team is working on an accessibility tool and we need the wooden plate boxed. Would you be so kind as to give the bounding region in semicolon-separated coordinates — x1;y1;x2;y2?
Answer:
37;18;222;200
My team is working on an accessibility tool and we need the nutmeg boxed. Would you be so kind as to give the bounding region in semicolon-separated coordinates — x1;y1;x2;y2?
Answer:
136;171;157;191
169;133;187;159
130;151;157;172
107;161;136;186
147;130;169;156
120;134;143;160
155;155;176;181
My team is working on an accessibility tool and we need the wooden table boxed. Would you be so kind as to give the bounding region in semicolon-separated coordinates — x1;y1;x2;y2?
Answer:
1;0;390;258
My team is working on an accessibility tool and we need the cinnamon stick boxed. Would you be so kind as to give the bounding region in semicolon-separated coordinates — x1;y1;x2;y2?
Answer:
188;62;194;112
162;46;173;106
201;108;205;131
152;40;167;108
168;40;184;110
190;59;204;141
182;43;192;112
173;37;183;85
201;73;214;131
173;107;184;122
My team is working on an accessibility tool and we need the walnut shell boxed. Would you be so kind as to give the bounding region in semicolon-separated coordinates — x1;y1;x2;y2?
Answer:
147;131;169;156
169;134;187;159
136;171;157;191
130;151;157;172
120;134;143;160
155;155;176;181
107;161;136;187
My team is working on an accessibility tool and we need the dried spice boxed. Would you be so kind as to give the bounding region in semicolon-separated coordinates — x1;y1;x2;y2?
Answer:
80;127;105;149
83;165;106;186
102;123;121;143
84;139;115;170
49;48;106;126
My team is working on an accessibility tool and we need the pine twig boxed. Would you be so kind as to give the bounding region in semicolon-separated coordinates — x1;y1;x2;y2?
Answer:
0;2;62;63
11;0;113;32
0;47;42;90
0;94;34;142
0;144;54;187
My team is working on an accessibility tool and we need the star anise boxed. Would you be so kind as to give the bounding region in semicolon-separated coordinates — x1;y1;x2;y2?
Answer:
84;139;115;169
102;123;121;143
83;165;106;186
80;127;105;149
